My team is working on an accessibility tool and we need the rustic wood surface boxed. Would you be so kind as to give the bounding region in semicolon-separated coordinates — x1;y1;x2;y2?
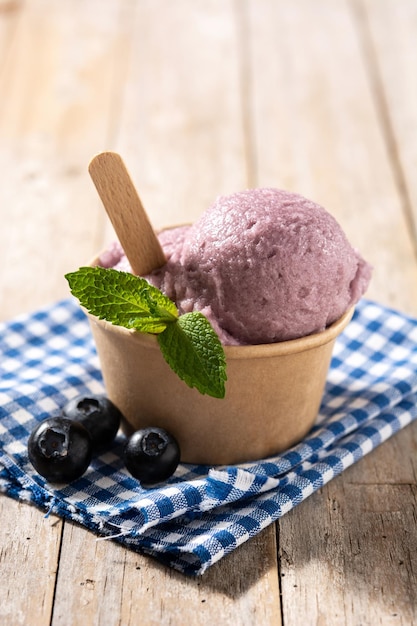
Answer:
0;1;416;624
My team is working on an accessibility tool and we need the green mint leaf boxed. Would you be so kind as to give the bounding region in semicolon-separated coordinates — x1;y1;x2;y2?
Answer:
157;312;227;399
65;266;178;333
65;266;227;398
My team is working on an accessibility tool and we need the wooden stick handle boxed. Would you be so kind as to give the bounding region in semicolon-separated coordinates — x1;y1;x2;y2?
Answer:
88;151;166;276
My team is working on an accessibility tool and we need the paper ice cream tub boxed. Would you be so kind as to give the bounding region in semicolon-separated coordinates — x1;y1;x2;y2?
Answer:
86;280;354;464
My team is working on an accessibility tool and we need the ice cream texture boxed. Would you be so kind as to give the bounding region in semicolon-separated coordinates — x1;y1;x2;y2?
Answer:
100;188;372;345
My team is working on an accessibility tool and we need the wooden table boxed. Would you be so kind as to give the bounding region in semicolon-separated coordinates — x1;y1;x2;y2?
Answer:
1;1;416;624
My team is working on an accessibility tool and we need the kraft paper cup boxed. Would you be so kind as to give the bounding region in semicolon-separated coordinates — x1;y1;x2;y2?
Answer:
86;278;354;464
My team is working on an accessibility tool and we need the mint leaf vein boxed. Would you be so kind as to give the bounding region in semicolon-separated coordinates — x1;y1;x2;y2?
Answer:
65;266;227;398
158;312;227;398
65;266;178;333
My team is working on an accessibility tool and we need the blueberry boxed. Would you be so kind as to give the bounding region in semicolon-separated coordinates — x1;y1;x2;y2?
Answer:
124;427;180;486
28;417;92;483
63;394;122;452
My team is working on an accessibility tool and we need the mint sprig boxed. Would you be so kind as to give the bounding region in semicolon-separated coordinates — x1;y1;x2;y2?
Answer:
158;312;227;399
65;266;227;399
65;267;178;333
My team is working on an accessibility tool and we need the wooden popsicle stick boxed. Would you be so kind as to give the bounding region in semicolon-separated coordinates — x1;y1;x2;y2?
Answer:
88;151;166;276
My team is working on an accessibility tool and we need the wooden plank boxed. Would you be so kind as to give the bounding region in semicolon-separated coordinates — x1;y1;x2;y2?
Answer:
0;2;134;625
279;423;417;625
52;1;282;624
52;524;280;626
357;0;417;242
279;445;417;625
246;0;417;316
0;499;62;626
0;0;133;319
0;0;21;69
1;0;416;624
246;0;417;624
105;0;249;238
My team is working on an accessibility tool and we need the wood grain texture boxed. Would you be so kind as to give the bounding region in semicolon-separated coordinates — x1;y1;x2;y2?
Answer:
109;0;248;236
0;499;62;626
246;1;417;624
246;0;417;315
0;3;135;625
49;1;282;621
0;1;416;624
0;0;133;317
359;0;417;244
89;152;166;275
279;424;417;626
51;524;281;626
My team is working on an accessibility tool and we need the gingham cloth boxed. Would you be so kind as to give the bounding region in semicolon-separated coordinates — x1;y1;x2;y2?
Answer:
1;298;416;575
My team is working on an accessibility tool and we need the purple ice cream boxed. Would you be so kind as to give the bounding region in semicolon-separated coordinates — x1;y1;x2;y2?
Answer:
101;188;372;345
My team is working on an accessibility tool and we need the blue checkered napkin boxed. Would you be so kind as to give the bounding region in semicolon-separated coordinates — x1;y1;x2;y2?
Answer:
0;299;416;575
